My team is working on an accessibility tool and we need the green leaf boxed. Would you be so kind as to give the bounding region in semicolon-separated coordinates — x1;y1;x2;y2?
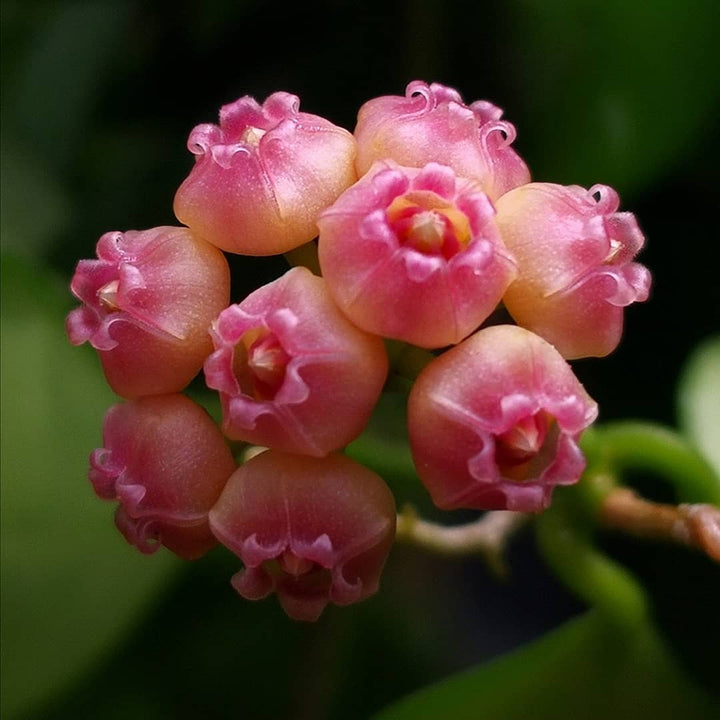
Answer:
0;255;179;719
677;335;720;477
373;610;716;720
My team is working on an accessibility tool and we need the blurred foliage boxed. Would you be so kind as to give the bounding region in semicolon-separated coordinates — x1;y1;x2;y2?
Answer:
677;336;720;475
2;0;719;718
0;256;179;719
374;609;716;720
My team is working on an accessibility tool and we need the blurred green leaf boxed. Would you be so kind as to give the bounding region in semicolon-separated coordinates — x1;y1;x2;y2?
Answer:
511;0;720;192
0;255;179;719
373;609;715;720
677;335;720;477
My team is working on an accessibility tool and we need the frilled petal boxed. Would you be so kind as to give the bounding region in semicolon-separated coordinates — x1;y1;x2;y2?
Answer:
408;325;598;512
90;394;236;560
354;80;530;200
66;226;230;398
496;183;652;359
174;91;357;255
203;267;388;457
318;161;516;348
209;450;396;621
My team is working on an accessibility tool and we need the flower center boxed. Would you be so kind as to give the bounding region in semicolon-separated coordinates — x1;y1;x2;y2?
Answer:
387;194;471;260
97;280;120;312
233;327;290;401
240;126;267;146
494;411;556;481
277;549;315;576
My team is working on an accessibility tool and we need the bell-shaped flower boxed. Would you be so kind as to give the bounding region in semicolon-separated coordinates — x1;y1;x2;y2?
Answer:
209;449;396;621
89;394;237;559
203;267;388;456
408;325;598;513
354;80;530;201
495;183;651;359
317;161;517;348
173;91;357;255
66;226;230;398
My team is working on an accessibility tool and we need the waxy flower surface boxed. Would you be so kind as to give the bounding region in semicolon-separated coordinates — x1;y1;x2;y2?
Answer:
174;91;357;255
66;226;230;398
318;161;516;348
89;394;236;560
408;325;598;512
496;183;651;359
204;266;388;456
354;80;530;201
209;450;396;621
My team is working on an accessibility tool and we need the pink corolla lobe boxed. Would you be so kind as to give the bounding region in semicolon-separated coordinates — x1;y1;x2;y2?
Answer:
208;450;396;621
89;394;236;560
408;325;598;513
173;91;357;255
317;161;517;348
354;80;530;201
203;266;388;456
496;183;651;359
66;226;230;398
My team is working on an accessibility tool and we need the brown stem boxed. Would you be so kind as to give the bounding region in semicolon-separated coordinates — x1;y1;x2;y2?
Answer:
599;487;720;562
395;506;529;575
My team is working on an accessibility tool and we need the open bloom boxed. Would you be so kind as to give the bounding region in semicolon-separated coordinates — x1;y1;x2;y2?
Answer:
408;325;598;512
496;183;651;359
174;91;357;255
204;267;388;456
89;394;236;559
209;450;396;621
66;226;230;398
354;80;530;201
318;161;516;348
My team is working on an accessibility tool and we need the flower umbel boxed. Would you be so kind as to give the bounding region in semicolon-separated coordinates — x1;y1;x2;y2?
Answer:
408;325;598;512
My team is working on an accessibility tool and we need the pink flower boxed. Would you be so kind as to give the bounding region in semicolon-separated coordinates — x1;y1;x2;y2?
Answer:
354;80;530;201
407;325;598;512
173;91;357;255
495;183;652;359
89;394;236;560
317;161;517;348
209;450;396;621
66;226;230;398
203;267;388;456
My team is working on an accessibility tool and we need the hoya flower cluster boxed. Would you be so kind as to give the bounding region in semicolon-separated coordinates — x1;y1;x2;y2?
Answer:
68;80;650;620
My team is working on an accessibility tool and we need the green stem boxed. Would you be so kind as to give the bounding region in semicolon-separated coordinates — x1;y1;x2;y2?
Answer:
597;421;720;505
535;499;648;629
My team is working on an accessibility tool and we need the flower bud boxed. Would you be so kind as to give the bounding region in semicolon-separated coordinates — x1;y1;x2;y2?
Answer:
408;325;598;512
173;91;357;255
66;226;230;398
495;183;651;358
317;161;516;348
354;80;530;201
89;394;237;559
204;267;388;456
209;450;396;621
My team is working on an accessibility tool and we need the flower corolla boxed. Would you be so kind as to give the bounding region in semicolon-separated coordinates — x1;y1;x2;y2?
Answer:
174;91;357;255
209;449;396;621
408;325;598;512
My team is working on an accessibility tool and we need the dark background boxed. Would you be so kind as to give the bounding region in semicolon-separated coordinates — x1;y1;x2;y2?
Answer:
2;1;719;718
